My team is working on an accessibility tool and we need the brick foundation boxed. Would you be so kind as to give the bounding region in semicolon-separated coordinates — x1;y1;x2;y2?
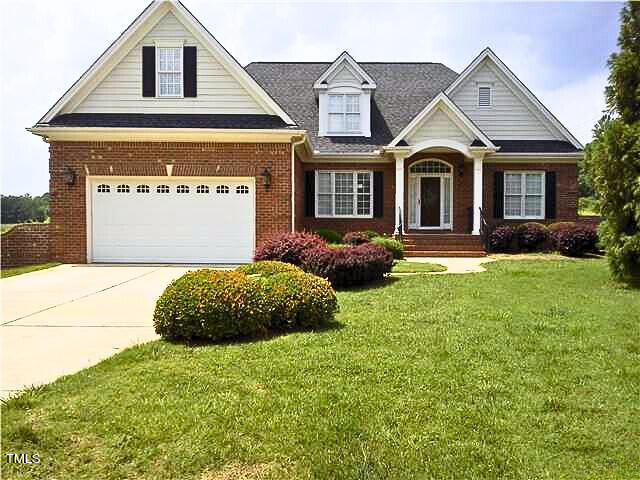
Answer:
49;141;291;263
1;224;51;267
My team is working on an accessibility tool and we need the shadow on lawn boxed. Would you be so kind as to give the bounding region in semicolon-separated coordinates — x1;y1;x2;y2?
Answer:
334;275;401;292
164;319;345;348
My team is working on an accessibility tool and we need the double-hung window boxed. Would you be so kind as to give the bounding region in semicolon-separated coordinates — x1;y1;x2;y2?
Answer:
504;172;545;219
328;94;360;133
157;47;182;97
316;171;372;217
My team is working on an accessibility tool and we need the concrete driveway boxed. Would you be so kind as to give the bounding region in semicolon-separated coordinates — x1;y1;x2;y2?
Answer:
0;264;201;398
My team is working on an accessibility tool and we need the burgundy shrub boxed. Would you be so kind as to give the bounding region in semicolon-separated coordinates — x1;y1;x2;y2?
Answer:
517;222;550;251
487;225;517;252
550;223;598;257
342;231;371;245
301;243;393;288
254;232;327;266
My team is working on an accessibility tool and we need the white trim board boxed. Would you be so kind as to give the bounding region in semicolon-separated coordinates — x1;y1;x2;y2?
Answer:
313;51;376;91
36;0;294;126
445;47;582;149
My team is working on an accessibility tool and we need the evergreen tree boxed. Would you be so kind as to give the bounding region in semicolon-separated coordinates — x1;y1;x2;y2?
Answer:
586;2;640;282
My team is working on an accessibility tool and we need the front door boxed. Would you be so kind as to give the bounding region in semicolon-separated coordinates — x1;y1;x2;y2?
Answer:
420;177;441;227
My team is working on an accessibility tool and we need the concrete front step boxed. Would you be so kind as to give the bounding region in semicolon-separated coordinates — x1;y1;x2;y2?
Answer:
404;250;487;258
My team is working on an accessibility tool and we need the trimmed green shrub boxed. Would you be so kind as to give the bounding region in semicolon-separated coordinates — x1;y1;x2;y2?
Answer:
363;230;381;239
371;236;404;259
236;261;302;276
254;232;326;266
343;231;370;245
257;270;338;329
301;243;393;288
153;270;269;341
517;222;549;251
313;228;343;244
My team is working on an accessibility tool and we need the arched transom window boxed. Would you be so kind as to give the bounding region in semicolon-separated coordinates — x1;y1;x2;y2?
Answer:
409;160;452;175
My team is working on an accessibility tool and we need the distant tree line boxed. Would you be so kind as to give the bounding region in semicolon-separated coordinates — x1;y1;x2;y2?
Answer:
1;193;50;224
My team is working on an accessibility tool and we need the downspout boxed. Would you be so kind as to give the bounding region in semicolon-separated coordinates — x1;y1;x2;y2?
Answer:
291;134;306;232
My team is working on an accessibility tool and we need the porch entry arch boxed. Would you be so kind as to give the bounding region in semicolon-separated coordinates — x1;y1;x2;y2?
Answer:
407;158;453;230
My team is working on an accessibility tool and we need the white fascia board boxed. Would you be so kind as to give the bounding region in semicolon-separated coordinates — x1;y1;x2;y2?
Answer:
445;47;583;149
313;51;376;90
28;126;306;143
37;0;295;127
388;92;495;148
486;152;583;163
38;0;168;124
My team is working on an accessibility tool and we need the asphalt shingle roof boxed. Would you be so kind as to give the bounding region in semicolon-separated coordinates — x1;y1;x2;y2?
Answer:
245;62;459;153
48;113;290;129
471;139;580;153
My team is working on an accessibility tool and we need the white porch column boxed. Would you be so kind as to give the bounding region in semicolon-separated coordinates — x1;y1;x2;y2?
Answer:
394;153;406;235
472;152;485;235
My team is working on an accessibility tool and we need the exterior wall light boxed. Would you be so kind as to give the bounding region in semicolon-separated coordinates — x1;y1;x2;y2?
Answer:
260;167;272;189
62;167;76;186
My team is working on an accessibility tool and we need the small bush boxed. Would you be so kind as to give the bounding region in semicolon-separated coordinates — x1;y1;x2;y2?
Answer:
254;232;326;266
236;261;302;276
371;236;404;260
343;231;371;245
517;222;549;251
257;270;338;329
364;230;381;239
153;270;269;341
487;225;517;252
301;243;393;288
550;223;599;257
313;228;343;244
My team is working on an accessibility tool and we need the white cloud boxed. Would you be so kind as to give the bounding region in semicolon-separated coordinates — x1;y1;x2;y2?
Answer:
537;71;608;146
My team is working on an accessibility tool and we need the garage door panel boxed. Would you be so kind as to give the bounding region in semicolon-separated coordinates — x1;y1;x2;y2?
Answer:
91;178;255;263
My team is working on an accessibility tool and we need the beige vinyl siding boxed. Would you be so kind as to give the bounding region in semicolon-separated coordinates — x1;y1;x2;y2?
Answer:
331;65;359;84
75;12;266;114
405;108;472;145
450;60;560;140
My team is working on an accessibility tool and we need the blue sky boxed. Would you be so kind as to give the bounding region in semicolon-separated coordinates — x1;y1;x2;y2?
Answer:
0;1;622;196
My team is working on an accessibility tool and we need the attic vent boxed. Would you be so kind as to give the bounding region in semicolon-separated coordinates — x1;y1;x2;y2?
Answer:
478;86;492;107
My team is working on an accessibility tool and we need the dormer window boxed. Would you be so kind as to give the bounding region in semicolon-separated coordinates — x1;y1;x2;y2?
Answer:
328;94;361;134
478;85;492;107
157;47;183;97
314;52;376;138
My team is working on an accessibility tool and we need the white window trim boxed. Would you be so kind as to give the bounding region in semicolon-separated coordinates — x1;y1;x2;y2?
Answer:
327;93;362;135
503;171;545;220
155;43;184;98
477;83;493;108
315;170;373;218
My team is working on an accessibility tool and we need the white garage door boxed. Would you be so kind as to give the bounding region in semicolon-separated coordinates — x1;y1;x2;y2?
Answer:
90;178;255;263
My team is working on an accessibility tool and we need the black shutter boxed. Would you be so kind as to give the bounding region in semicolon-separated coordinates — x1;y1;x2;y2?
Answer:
545;171;557;219
373;171;383;218
304;171;315;217
183;46;197;97
493;171;504;219
142;46;156;97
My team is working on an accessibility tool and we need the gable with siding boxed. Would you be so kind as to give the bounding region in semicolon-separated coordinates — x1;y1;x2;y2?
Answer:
75;11;266;115
405;107;473;145
449;59;561;140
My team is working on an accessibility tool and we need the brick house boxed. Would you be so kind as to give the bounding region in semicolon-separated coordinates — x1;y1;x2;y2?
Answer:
29;0;583;263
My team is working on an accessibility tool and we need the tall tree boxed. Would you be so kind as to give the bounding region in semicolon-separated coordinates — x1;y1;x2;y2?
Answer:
586;1;640;282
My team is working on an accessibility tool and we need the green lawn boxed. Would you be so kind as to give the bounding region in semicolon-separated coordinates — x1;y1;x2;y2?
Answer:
2;259;639;479
392;260;446;273
1;223;17;234
1;262;60;278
